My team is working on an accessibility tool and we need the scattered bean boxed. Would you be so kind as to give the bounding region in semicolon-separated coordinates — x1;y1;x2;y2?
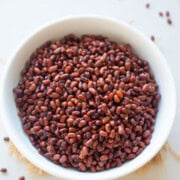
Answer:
0;168;7;173
3;137;10;142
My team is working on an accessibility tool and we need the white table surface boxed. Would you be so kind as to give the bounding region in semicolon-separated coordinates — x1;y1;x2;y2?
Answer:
0;0;180;179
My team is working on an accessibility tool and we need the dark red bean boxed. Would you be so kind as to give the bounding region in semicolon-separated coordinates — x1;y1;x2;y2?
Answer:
167;19;172;25
166;11;170;17
132;146;139;153
50;92;60;98
3;137;10;142
19;176;25;180
101;103;107;113
99;130;107;137
0;168;7;173
80;146;88;159
127;154;135;159
143;130;151;138
102;116;110;124
59;155;67;163
79;162;87;171
29;83;36;92
79;120;87;127
100;155;108;161
151;36;155;41
116;90;123;99
13;34;159;173
53;47;61;54
94;55;106;67
159;12;163;17
85;139;93;147
48;65;58;73
53;154;60;161
50;101;56;109
114;95;120;103
118;125;125;135
43;79;50;85
125;61;131;71
105;123;111;133
65;65;73;73
34;67;41;75
145;3;150;8
89;88;97;95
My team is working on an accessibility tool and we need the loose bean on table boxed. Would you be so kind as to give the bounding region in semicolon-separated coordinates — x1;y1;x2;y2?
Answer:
3;137;10;142
0;168;7;173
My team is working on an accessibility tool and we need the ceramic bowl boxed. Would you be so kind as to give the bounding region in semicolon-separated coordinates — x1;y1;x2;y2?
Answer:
0;15;176;179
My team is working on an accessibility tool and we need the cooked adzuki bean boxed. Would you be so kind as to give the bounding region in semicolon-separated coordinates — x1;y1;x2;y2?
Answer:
13;34;160;172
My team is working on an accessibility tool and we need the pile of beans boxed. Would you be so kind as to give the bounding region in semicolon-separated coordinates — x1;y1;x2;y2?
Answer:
13;34;160;172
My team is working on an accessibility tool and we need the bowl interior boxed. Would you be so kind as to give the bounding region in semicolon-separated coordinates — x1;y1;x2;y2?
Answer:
1;16;176;179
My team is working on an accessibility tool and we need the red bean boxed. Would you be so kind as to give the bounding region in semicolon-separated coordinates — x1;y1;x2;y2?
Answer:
132;146;139;153
43;79;50;85
94;55;106;67
105;124;111;133
53;154;60;161
159;12;163;17
85;139;93;147
114;95;120;103
34;67;41;75
167;19;172;25
29;83;36;92
13;34;159;173
151;36;155;41
48;65;58;73
79;162;87;171
80;146;88;159
65;65;73;73
116;90;123;99
118;125;125;135
59;155;67;163
125;61;131;71
50;92;60;98
79;120;87;127
19;176;25;180
100;155;108;161
40;106;48;112
99;130;108;137
50;101;56;109
89;88;97;95
101;103;107;113
143;130;151;138
102;116;110;124
127;154;135;159
54;47;61;54
145;3;150;8
0;168;7;173
98;78;105;86
3;137;10;142
166;11;170;17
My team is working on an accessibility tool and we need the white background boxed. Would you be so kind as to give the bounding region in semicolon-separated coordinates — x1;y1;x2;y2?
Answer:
0;0;180;179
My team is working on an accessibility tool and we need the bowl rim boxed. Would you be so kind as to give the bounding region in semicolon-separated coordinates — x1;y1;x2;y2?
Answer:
0;15;176;179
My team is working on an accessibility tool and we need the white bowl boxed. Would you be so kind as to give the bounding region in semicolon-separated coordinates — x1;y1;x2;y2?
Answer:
0;15;176;179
